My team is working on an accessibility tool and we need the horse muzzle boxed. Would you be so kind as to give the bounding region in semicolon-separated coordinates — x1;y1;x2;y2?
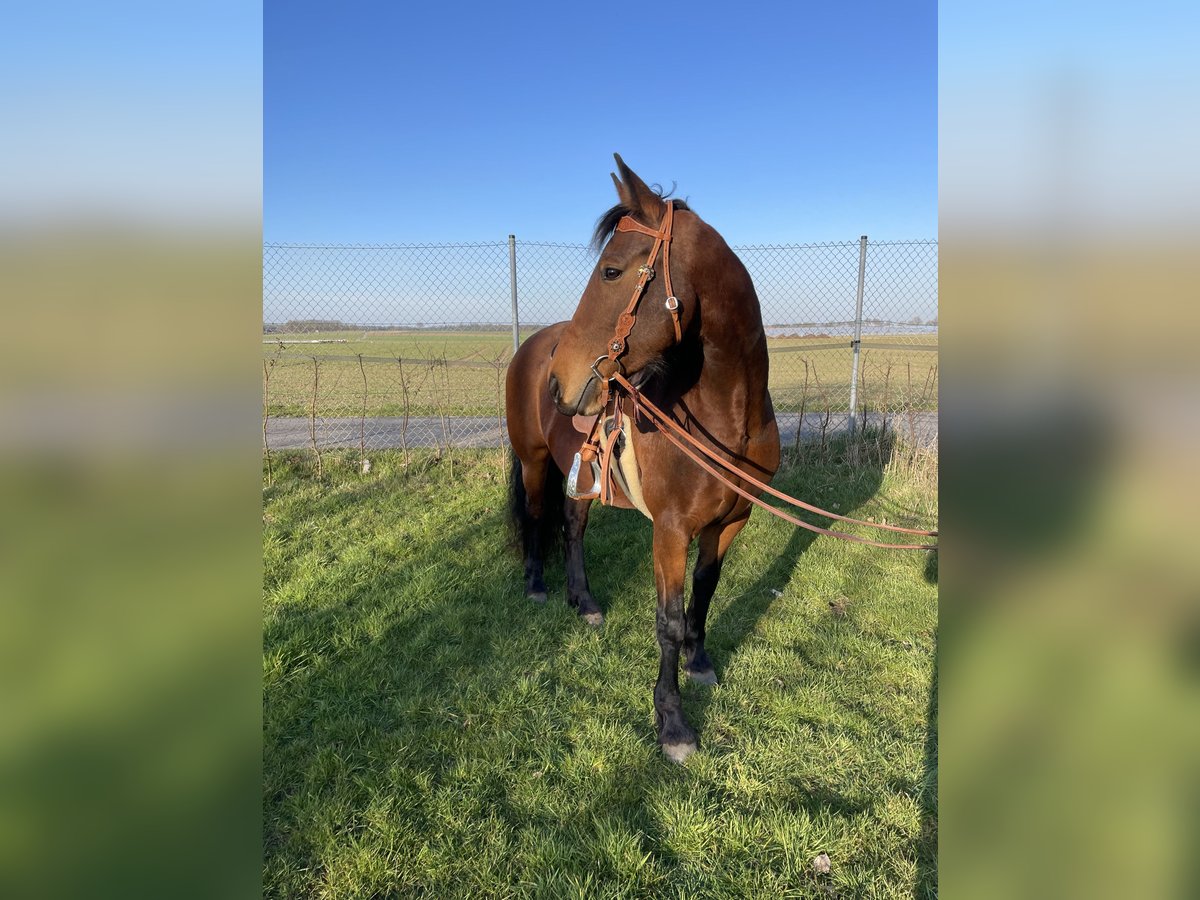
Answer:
549;371;604;417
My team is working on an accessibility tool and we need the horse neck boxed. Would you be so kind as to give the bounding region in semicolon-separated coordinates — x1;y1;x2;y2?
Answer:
686;255;772;429
700;298;766;374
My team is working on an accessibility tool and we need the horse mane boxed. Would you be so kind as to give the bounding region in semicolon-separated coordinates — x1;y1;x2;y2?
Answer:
591;188;691;251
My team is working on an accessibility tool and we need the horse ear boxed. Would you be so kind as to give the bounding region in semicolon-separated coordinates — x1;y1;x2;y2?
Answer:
612;153;666;225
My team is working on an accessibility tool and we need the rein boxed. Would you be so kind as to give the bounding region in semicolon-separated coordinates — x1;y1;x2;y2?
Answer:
568;200;939;552
613;372;938;551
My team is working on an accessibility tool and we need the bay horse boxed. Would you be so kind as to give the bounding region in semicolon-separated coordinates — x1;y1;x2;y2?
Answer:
506;155;780;762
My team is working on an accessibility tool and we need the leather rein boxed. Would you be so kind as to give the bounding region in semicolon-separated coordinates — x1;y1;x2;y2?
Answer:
569;199;937;552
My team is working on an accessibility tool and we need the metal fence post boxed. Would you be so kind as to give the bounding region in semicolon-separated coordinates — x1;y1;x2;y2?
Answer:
847;235;868;434
508;234;520;353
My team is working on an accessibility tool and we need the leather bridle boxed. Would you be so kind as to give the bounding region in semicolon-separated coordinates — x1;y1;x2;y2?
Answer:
589;199;682;406
566;199;937;551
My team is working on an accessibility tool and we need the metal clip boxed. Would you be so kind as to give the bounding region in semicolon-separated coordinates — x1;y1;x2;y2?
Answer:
591;355;620;381
637;264;655;280
665;296;679;311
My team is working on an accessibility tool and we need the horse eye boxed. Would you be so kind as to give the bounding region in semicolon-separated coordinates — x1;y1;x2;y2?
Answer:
602;266;622;281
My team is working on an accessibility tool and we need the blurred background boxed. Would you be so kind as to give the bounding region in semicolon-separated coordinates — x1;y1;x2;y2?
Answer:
1;1;1197;898
940;2;1200;898
0;2;262;898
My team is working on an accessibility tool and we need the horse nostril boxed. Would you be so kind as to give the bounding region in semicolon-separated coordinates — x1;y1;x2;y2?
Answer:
548;374;561;402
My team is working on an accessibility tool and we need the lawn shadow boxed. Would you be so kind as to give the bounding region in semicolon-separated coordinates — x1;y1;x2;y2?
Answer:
686;431;898;736
263;468;665;889
557;433;897;748
263;431;933;895
264;492;541;826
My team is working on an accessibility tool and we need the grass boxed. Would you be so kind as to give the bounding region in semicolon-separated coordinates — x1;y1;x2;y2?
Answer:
263;437;938;898
262;331;938;419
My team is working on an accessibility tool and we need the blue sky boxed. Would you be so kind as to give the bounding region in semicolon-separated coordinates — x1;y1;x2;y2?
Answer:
266;1;936;246
940;0;1200;234
2;1;260;224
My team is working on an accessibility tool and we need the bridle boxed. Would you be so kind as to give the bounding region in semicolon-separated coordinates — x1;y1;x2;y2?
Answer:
588;198;682;404
565;199;937;551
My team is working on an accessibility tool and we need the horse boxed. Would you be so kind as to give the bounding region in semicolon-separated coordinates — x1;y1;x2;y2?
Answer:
505;154;780;762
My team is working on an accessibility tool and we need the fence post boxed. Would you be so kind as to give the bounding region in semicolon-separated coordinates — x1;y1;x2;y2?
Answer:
508;234;520;354
847;235;868;434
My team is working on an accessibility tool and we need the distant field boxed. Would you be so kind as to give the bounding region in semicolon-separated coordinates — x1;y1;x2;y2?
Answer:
263;329;938;419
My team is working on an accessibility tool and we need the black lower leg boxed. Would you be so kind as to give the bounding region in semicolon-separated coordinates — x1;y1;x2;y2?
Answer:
523;523;546;600
655;590;696;755
564;498;601;621
517;457;553;602
684;557;722;676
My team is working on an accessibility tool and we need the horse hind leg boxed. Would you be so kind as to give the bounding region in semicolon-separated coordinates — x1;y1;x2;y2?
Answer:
685;514;750;686
509;450;563;604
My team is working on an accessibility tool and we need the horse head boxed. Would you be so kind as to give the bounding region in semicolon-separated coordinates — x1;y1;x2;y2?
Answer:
548;154;697;416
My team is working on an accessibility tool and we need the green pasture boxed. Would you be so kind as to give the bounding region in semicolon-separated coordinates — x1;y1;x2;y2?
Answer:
263;437;938;898
262;330;938;419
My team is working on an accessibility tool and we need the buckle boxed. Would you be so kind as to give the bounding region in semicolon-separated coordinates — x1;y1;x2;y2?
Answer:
665;296;679;311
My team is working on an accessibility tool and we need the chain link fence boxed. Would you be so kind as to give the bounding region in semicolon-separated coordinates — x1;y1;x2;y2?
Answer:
263;236;937;461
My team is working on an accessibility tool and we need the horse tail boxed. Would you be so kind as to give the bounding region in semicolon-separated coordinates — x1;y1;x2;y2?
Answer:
508;449;565;558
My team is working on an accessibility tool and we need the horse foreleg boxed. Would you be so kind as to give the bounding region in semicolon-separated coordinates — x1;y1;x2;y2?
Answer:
564;497;603;626
684;513;750;686
652;517;698;763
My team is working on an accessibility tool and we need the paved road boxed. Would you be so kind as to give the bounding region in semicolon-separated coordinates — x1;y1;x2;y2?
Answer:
266;411;937;451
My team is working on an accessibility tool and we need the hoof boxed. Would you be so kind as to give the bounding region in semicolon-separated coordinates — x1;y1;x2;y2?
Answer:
528;592;548;605
582;610;605;627
662;741;697;764
687;668;718;686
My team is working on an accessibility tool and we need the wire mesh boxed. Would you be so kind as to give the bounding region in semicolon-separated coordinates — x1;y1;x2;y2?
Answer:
855;240;939;443
262;237;937;459
734;241;863;435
